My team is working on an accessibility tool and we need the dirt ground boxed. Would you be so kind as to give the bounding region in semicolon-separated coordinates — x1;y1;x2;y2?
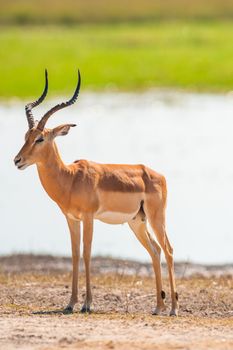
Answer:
0;255;232;350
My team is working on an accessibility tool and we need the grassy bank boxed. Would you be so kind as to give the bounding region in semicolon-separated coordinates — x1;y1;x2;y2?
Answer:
1;21;233;98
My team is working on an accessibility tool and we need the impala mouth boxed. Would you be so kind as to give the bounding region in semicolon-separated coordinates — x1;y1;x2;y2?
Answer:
17;163;29;170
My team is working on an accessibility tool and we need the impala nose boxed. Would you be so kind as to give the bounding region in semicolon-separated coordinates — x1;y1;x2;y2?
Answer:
14;157;21;166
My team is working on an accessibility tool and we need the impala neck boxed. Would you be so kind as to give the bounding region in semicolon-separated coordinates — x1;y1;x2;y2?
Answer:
36;141;71;209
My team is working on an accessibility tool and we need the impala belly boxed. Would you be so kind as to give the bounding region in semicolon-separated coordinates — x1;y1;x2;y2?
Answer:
95;210;138;224
95;191;144;224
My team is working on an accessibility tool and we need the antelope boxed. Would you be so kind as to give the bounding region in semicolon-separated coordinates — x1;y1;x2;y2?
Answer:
14;70;179;316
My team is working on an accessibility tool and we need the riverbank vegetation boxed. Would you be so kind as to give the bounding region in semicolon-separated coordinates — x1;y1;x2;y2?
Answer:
1;0;233;25
1;1;233;98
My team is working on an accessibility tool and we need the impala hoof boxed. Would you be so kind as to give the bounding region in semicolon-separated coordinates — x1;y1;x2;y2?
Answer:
80;305;91;313
152;305;166;316
169;309;178;317
152;310;160;316
63;306;73;314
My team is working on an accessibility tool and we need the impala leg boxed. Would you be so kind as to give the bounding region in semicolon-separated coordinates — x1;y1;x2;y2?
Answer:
146;208;178;316
128;214;166;315
65;217;81;313
81;215;94;313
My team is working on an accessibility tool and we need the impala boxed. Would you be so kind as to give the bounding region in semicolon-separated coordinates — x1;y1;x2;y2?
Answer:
14;70;178;316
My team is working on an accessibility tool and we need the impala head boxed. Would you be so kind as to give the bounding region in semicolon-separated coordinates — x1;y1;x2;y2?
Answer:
14;70;81;170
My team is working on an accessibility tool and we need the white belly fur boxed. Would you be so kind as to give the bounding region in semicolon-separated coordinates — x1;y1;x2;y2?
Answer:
95;190;144;224
95;210;137;224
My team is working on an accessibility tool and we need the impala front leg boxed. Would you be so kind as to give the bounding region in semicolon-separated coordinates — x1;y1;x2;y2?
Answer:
65;217;81;313
81;215;93;313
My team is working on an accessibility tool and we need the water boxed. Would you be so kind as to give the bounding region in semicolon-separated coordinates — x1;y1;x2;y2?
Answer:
1;90;233;264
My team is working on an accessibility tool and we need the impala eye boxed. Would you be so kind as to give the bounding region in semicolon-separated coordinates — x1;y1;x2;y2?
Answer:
35;137;44;143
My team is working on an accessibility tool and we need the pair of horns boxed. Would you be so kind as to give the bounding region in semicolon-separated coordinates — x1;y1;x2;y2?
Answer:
25;70;81;130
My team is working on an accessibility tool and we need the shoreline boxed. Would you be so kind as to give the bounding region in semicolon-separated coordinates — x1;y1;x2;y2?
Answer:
1;254;232;278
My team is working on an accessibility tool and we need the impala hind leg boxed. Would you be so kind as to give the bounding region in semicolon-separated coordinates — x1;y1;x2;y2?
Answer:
145;207;178;316
81;215;94;313
65;217;81;313
128;213;166;315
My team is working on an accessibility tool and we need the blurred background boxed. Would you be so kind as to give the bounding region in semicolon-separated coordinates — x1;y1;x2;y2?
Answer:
0;0;233;263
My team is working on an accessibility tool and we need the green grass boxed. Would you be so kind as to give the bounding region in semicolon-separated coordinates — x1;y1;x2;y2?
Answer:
1;21;233;98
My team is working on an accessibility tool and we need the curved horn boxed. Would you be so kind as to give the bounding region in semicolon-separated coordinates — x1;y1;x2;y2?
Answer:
37;70;81;131
25;69;48;129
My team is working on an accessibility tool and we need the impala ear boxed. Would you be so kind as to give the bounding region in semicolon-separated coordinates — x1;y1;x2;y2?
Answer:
52;124;76;138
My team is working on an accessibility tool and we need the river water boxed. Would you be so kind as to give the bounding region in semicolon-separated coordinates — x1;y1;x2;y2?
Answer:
1;90;233;263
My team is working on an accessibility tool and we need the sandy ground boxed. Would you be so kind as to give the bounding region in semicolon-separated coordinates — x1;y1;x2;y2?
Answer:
0;255;232;350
